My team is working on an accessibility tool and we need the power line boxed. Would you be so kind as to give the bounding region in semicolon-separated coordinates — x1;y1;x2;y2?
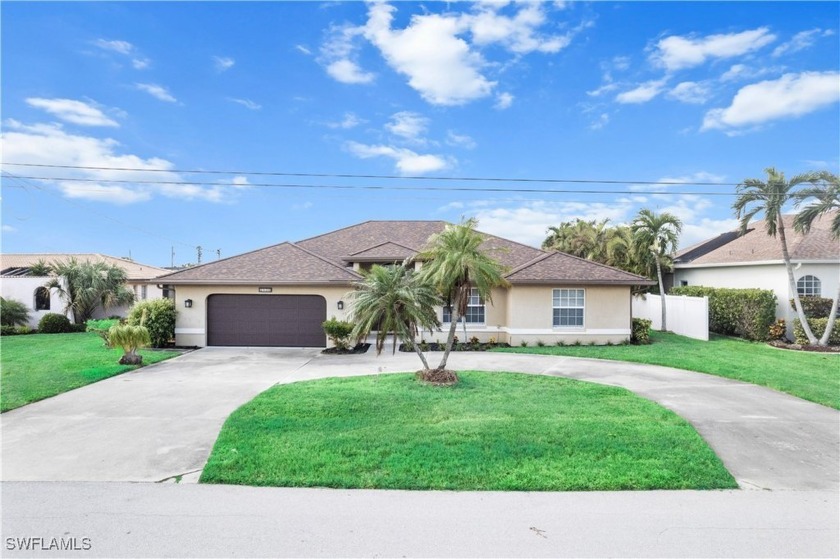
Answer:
2;161;743;187
6;174;739;196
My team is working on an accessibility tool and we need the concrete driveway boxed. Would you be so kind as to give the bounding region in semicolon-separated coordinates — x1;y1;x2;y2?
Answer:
2;347;838;490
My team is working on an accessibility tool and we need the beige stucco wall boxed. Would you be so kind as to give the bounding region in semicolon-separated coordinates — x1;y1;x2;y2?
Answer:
172;284;353;347
425;287;509;344
504;285;632;345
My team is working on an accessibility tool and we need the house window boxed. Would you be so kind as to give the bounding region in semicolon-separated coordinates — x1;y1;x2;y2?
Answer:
680;280;688;287
553;289;585;327
797;275;821;297
141;285;148;300
442;288;485;324
34;287;50;311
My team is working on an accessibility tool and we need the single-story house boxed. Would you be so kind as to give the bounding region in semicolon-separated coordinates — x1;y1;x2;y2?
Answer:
0;253;170;327
158;221;654;348
672;212;839;329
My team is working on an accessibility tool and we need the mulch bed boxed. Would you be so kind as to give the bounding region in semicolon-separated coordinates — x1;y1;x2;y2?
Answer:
322;343;371;355
767;340;840;353
398;342;511;352
415;369;459;385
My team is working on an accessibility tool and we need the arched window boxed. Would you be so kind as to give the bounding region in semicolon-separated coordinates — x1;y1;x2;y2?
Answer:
34;287;51;311
797;275;822;297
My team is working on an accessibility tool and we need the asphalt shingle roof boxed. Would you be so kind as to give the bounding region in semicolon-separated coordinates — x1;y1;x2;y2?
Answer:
506;252;655;285
0;253;169;280
675;212;839;265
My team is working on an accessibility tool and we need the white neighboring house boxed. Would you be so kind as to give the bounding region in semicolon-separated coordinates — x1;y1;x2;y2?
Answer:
0;253;170;327
672;212;839;334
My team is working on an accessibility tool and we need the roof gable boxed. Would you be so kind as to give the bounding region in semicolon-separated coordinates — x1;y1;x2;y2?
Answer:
506;252;654;285
158;242;361;284
347;241;418;261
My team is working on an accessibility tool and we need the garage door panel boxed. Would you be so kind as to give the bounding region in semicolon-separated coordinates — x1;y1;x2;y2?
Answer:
207;294;326;347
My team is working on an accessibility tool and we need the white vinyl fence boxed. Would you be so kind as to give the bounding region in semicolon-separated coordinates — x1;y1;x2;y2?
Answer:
632;294;709;341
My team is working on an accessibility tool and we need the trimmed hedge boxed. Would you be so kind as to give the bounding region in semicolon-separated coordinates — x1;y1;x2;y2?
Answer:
791;297;834;319
671;286;776;341
322;317;354;350
631;318;652;345
793;318;840;346
127;298;176;348
38;313;73;334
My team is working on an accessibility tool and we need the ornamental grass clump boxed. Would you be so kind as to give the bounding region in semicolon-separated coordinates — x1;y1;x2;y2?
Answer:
109;311;151;365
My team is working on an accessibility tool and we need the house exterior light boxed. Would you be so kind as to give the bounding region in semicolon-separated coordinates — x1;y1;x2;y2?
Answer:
337;300;344;310
184;299;193;308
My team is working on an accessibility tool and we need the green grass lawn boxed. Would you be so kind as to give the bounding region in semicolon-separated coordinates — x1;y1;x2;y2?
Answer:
200;371;737;491
1;332;179;412
495;332;840;409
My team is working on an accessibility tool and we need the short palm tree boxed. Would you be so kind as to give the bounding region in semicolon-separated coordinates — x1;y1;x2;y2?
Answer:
45;258;135;323
631;209;682;331
348;264;441;371
414;218;509;378
733;167;818;344
794;171;840;345
109;323;151;365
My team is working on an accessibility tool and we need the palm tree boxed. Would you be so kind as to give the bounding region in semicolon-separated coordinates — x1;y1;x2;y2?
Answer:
45;258;135;324
348;264;441;371
414;218;509;377
733;167;819;344
631;209;683;331
794;171;839;345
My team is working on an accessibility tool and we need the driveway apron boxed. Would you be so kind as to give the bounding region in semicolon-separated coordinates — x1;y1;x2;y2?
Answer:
2;347;838;491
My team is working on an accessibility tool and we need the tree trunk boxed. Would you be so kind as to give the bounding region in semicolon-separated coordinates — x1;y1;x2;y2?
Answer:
119;351;142;365
655;256;667;331
779;220;818;344
819;282;840;346
410;330;432;370
437;307;461;371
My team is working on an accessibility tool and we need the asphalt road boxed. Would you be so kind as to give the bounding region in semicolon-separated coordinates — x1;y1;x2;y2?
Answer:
2;482;838;558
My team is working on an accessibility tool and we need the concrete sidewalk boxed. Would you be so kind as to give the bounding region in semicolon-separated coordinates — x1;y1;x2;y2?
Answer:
2;348;838;491
2;482;838;558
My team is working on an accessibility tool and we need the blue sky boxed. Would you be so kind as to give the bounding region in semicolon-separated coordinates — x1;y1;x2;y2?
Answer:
2;1;838;268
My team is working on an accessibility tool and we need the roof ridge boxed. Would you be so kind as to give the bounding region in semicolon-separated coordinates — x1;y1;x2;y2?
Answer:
295;220;375;245
349;240;419;256
156;241;295;280
509;250;652;281
504;252;553;277
289;242;362;279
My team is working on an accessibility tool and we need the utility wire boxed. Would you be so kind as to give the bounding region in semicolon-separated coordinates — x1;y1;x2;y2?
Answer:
7;174;739;196
2;162;742;187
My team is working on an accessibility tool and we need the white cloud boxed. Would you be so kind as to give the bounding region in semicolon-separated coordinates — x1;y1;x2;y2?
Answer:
131;57;151;70
589;113;609;130
345;141;450;174
293;201;314;210
2;225;18;233
703;71;840;131
494;92;514;109
26;98;119;127
327;112;364;129
230;176;252;189
615;79;667;104
135;83;177;103
385;111;428;141
295;44;313;55
587;82;618;97
93;39;134;55
446;130;477;149
467;2;571;54
719;63;782;83
228;98;262;110
213;56;235;72
651;27;776;71
0;120;240;204
773;28;834;57
667;81;712;105
326;59;376;84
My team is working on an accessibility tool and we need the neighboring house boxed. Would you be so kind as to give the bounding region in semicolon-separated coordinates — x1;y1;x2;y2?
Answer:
672;212;839;330
158;221;653;348
0;253;170;327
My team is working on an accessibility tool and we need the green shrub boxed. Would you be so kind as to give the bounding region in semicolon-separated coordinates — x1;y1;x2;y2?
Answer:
671;286;776;341
322;316;354;350
1;325;18;336
109;323;151;364
520;340;528;347
0;297;30;327
87;318;121;347
38;313;72;334
536;339;545;347
69;323;88;333
791;297;834;319
127;299;176;348
793;318;840;346
631;318;652;345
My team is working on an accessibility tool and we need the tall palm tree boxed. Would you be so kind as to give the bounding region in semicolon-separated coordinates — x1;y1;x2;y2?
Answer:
414;219;509;376
733;167;818;344
348;264;441;371
631;209;682;331
794;171;839;345
45;258;135;324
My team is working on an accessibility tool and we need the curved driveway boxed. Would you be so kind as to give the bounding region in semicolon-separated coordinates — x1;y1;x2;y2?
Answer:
2;347;838;490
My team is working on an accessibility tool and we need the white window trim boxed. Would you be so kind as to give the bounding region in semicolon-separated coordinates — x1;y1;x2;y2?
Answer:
796;275;822;297
442;288;486;325
552;288;585;330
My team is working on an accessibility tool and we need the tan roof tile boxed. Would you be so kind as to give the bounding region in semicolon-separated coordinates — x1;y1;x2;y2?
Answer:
0;253;169;280
506;252;655;285
347;241;417;261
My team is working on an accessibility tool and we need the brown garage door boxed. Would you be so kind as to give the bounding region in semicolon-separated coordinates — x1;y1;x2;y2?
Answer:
207;294;327;347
